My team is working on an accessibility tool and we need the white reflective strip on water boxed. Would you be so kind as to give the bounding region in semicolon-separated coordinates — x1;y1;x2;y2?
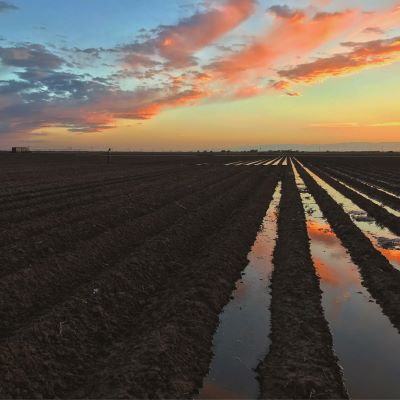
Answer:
263;159;277;166
291;160;400;399
197;182;282;400
244;160;264;166
224;161;244;166
325;167;400;210
294;159;400;270
327;174;400;218
272;158;283;166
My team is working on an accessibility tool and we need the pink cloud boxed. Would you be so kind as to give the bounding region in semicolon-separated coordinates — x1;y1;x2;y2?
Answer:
279;36;400;84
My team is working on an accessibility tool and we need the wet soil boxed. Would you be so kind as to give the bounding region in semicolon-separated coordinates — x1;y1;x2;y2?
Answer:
258;167;347;399
295;160;400;334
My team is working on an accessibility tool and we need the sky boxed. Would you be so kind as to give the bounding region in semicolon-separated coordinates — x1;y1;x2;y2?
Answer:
0;0;399;150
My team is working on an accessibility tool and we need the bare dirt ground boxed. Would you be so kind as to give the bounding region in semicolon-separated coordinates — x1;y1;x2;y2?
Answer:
0;152;399;399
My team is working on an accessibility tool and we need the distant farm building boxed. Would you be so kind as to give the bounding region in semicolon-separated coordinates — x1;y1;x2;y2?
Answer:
12;147;30;153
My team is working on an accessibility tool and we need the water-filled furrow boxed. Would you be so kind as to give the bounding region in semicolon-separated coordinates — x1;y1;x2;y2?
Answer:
295;159;400;270
197;182;281;399
325;173;400;218
325;167;400;205
263;159;278;166
272;158;283;166
292;162;400;399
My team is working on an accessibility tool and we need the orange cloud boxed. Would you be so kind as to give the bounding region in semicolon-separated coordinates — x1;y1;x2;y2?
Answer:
124;0;256;68
279;36;400;83
207;7;357;81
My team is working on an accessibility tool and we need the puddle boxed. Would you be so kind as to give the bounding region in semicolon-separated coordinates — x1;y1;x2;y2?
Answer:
292;161;400;399
295;159;400;270
281;157;288;166
197;182;281;399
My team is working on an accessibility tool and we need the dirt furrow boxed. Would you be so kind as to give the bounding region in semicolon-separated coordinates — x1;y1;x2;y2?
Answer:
0;166;229;246
258;166;347;399
0;168;255;337
302;164;400;236
0;167;268;398
0;167;238;265
77;170;282;399
295;160;400;334
319;166;400;211
0;166;190;220
333;166;400;194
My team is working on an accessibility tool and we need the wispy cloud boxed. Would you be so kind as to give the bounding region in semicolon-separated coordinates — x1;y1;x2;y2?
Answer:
279;36;400;84
0;1;18;13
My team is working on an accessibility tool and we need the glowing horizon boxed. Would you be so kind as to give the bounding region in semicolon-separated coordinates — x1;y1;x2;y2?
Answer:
0;0;399;150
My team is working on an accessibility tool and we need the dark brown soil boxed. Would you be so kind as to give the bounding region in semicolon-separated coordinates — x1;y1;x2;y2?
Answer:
1;152;399;399
0;153;281;398
295;159;400;334
258;166;348;399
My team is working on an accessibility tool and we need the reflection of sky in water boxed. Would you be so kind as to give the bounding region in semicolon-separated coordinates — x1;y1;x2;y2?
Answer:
197;183;281;400
330;175;400;218
296;160;400;271
292;161;400;399
325;167;400;205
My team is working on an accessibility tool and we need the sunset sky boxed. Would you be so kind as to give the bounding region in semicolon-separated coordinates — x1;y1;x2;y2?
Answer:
0;0;399;150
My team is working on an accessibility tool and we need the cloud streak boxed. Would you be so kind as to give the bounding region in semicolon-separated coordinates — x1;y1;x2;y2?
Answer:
279;36;400;84
0;1;18;13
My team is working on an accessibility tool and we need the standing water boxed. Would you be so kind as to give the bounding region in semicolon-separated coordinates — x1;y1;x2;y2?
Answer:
292;161;400;399
197;182;282;399
295;159;400;270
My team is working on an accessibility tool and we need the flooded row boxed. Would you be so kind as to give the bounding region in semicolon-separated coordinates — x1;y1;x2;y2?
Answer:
292;161;400;399
198;182;282;399
295;159;400;271
323;171;400;218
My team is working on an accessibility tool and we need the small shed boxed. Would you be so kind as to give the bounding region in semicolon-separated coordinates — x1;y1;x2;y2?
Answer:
12;147;30;153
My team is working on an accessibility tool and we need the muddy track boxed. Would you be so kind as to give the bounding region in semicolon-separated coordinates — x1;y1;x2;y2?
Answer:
0;168;256;337
0;167;239;267
302;164;400;236
295;160;400;334
319;166;400;211
0;168;271;398
258;166;347;399
74;170;282;399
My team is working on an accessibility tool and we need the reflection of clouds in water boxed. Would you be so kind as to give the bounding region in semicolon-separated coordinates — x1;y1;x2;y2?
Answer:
302;163;400;269
314;258;341;286
380;248;400;269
